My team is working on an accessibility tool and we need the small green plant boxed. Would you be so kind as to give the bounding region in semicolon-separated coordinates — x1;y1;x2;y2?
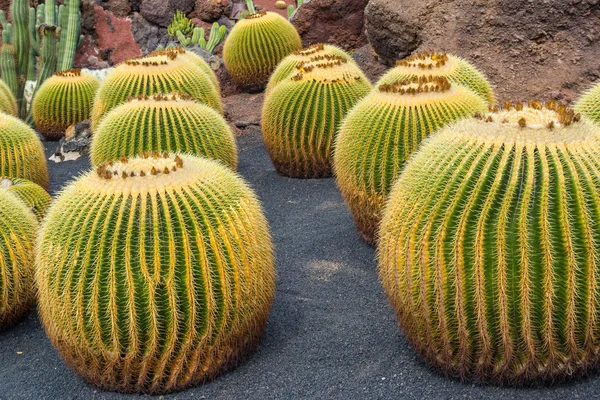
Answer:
167;10;194;37
0;177;51;222
175;23;227;54
287;0;304;20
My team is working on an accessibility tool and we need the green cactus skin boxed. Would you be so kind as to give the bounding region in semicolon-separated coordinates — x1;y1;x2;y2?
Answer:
0;112;49;189
36;153;275;394
575;82;600;124
32;69;100;140
379;51;495;106
91;48;223;131
167;10;194;37
178;49;220;94
0;190;37;330
0;42;19;98
0;177;51;222
334;76;487;245
265;43;357;95
262;56;372;178
223;11;302;89
91;94;237;170
0;79;18;116
377;103;600;384
56;0;81;72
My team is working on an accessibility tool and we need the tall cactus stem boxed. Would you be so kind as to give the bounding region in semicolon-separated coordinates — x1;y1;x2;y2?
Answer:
0;43;18;96
11;0;30;117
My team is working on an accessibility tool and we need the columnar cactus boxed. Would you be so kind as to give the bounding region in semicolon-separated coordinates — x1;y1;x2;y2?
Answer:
0;190;37;330
223;11;302;89
0;79;18;116
32;69;100;140
262;56;372;178
0;112;49;189
91;94;238;170
378;102;600;384
91;48;223;130
36;153;275;394
378;51;495;105
575;82;600;124
0;177;51;222
334;76;486;244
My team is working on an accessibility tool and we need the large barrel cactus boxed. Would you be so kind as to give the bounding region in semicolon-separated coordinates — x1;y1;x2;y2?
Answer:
91;93;237;169
0;190;37;330
0;177;51;222
0;112;49;188
223;11;302;89
0;79;17;116
178;49;220;93
575;82;600;124
32;69;100;140
262;56;372;178
379;51;495;105
91;48;222;130
36;153;275;394
378;102;600;384
334;76;486;244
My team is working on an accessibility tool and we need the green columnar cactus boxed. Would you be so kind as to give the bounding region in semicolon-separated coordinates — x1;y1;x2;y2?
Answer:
0;177;51;221
378;51;495;106
575;82;600;124
91;94;237;169
262;56;372;178
0;112;48;188
334;76;487;244
223;11;302;89
36;153;275;394
32;69;100;140
179;49;220;93
56;0;82;72
378;102;600;384
0;190;37;330
287;0;304;20
176;24;228;54
0;79;18;116
91;48;223;131
0;38;18;97
265;43;356;95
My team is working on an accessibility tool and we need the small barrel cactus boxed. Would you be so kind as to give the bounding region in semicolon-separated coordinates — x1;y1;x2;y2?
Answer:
32;69;100;140
262;55;372;178
0;113;49;189
378;102;600;384
91;48;223;130
36;153;275;394
91;93;237;169
575;82;600;124
0;190;37;330
334;76;486;244
0;177;51;221
223;11;302;89
0;79;17;116
379;51;495;105
265;43;356;94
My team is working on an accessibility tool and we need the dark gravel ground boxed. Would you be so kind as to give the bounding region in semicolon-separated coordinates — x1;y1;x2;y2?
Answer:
1;130;599;399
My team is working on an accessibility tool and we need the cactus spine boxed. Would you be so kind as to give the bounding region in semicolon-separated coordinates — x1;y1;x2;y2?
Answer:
378;102;600;384
0;177;51;222
223;11;302;89
575;82;600;124
334;76;487;244
36;153;275;394
32;69;100;140
0;112;48;188
0;79;18;116
91;94;238;170
262;56;372;178
178;49;220;93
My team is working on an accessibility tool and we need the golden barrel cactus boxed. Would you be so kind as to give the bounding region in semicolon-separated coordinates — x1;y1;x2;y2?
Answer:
90;93;237;169
334;76;486;244
262;56;372;178
0;112;49;189
379;51;495;105
378;102;600;384
36;153;275;394
32;69;100;140
575;82;600;124
0;79;17;116
0;177;51;222
91;48;223;130
178;49;220;93
223;11;302;89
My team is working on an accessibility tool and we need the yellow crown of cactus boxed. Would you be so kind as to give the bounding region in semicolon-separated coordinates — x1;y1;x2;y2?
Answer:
262;56;372;178
177;49;221;93
91;93;238;169
32;69;100;140
575;82;600;124
0;177;51;222
36;153;275;394
0;79;17;116
378;101;600;384
91;48;223;131
266;43;357;94
0;113;49;189
0;190;37;330
334;76;486;244
223;11;302;89
378;51;495;105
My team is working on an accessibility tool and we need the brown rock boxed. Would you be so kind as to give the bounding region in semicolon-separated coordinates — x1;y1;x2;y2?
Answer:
222;92;265;134
351;44;387;84
107;0;132;17
194;0;227;21
292;0;368;51
141;0;195;27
